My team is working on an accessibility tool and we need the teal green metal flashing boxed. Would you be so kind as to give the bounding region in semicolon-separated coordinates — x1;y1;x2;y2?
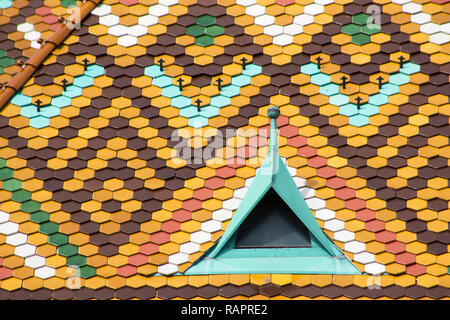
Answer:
185;106;360;275
220;232;327;258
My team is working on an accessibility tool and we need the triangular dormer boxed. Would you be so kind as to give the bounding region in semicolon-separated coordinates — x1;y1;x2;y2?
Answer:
185;107;360;275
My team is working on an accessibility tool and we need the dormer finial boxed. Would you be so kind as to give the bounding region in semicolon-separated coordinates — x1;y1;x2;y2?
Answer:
268;106;280;119
268;106;280;172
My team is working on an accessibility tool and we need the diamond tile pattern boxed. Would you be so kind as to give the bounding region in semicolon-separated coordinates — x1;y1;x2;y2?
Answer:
0;0;448;299
0;0;78;84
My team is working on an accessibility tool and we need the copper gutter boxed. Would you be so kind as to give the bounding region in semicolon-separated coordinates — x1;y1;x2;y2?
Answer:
0;0;102;112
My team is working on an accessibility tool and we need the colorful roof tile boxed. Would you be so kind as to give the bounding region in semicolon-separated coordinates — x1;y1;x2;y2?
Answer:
0;0;448;299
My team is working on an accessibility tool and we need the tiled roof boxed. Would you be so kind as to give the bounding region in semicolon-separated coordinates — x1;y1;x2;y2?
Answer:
0;0;102;109
0;0;449;299
0;0;80;85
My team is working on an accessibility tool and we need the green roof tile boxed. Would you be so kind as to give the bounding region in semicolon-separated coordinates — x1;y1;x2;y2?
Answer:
352;33;371;45
0;167;14;180
352;13;370;25
30;211;50;223
67;254;87;267
80;265;96;279
205;25;224;37
49;233;69;246
11;189;32;202
186;24;204;37
196;34;215;47
196;14;215;26
362;24;381;35
21;200;41;213
58;243;78;257
40;221;59;235
0;56;13;67
342;24;361;36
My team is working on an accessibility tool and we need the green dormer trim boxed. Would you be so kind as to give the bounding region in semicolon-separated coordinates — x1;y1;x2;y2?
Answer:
185;107;361;275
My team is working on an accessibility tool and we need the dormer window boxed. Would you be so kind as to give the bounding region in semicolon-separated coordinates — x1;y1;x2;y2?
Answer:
234;188;311;249
185;107;360;275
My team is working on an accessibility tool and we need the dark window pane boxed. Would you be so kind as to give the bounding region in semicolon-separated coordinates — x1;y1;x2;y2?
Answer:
234;188;311;248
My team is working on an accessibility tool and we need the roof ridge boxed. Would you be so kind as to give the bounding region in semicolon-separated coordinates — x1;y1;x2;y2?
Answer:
0;0;103;112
